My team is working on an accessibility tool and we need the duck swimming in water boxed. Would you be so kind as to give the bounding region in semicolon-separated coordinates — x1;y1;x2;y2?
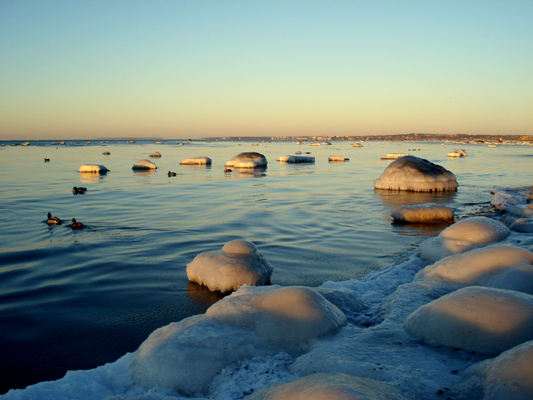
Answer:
47;212;62;225
72;186;87;194
168;171;177;177
70;218;84;229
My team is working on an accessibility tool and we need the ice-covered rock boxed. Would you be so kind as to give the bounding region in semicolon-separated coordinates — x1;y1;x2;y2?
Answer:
186;240;273;293
78;164;109;173
277;155;315;163
420;216;510;262
391;203;454;223
416;245;533;294
491;186;533;211
374;156;458;192
404;286;533;354
245;373;408;400
132;159;157;170
149;152;161;158
225;152;267;169
447;149;468;157
328;156;349;162
179;156;212;165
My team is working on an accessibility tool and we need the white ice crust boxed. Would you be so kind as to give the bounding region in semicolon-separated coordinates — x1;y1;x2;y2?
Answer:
225;152;268;169
391;203;454;223
78;164;109;173
404;286;533;354
420;216;510;262
277;155;315;163
447;149;468;157
179;156;212;165
328;156;349;162
186;240;273;293
132;159;157;170
374;155;458;192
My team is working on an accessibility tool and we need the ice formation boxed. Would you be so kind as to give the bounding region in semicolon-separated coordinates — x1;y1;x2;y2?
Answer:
380;153;409;160
447;149;468;157
186;240;273;293
246;372;407;400
420;216;510;262
415;245;533;293
374;155;458;192
225;152;268;169
149;152;161;157
78;164;109;173
328;156;349;162
404;286;533;354
132;159;157;170
391;203;454;223
179;156;212;165
276;155;315;163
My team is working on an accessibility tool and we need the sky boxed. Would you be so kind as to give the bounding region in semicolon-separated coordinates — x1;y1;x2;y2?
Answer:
0;0;532;140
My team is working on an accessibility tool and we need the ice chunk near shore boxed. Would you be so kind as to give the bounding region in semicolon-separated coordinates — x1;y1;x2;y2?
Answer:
132;159;157;170
78;164;109;173
447;149;468;157
404;286;533;355
420;216;510;262
491;186;533;211
328;156;349;162
416;245;533;294
501;204;533;233
225;152;267;169
245;372;409;400
149;151;161;158
186;240;273;293
179;156;212;165
392;203;454;223
277;155;315;163
130;285;346;396
374;156;458;192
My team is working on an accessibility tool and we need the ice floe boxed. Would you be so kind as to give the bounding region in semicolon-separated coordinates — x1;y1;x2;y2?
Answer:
225;152;268;169
179;157;212;165
328;156;349;162
391;203;454;223
277;155;315;163
186;240;273;293
78;164;109;173
132;159;157;170
374;155;458;192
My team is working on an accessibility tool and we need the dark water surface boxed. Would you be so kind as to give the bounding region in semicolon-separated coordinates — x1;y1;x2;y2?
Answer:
0;139;531;393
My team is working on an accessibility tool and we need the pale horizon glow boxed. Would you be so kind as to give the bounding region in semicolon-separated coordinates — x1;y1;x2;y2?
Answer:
1;0;532;140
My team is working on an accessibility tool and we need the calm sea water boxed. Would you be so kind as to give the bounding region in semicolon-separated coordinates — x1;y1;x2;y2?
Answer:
0;139;531;393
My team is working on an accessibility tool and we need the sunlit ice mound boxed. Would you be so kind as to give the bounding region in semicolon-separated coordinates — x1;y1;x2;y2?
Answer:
78;164;109;173
179;156;212;165
186;240;273;293
374;155;458;192
132;159;157;170
130;285;346;396
392;203;454;224
420;216;510;263
415;245;533;294
225;152;268;168
404;286;533;355
246;372;408;400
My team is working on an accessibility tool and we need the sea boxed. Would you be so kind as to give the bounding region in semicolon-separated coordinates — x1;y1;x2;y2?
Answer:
0;138;531;396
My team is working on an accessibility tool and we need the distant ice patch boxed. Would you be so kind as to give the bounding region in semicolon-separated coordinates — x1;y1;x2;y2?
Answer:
276;155;315;163
132;160;157;170
391;203;454;223
328;156;349;162
149;152;161;158
225;152;268;169
78;164;109;173
179;156;212;165
374;155;458;192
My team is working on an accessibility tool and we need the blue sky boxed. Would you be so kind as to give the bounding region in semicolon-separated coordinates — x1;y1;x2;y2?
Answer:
1;0;532;139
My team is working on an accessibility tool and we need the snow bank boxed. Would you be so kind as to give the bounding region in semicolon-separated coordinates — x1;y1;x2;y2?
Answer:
179;156;212;165
225;152;267;169
404;286;533;354
328;156;349;162
391;203;454;223
415;245;533;293
277;155;315;163
420;216;510;262
374;156;458;192
132;160;157;170
78;164;109;173
246;373;408;400
186;240;273;293
150;152;161;158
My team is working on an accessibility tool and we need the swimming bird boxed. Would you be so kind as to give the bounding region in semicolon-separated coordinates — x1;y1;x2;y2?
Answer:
44;158;50;162
168;171;177;177
70;218;84;229
47;212;62;225
224;168;232;173
72;186;87;194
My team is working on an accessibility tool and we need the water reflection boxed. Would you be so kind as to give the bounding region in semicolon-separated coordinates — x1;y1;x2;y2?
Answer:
391;220;452;237
230;167;267;178
132;170;157;177
186;281;224;308
79;172;107;184
374;188;457;208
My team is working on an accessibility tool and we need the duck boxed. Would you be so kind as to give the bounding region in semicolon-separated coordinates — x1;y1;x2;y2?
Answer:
168;171;177;177
224;168;232;173
47;212;62;225
72;186;87;194
70;218;84;229
44;158;50;162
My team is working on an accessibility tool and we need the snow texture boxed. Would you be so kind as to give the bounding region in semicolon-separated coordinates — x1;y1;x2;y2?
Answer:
186;240;273;293
179;157;212;165
374;156;458;192
225;152;268;168
132;160;157;170
391;203;454;223
78;164;109;173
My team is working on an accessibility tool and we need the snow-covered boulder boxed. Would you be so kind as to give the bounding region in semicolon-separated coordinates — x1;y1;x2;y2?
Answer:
415;245;533;294
245;373;408;400
420;216;510;262
391;203;454;223
78;164;109;173
277;155;315;163
180;156;212;165
132;159;157;170
149;151;161;158
328;156;349;162
447;149;468;157
186;240;273;293
225;152;268;169
374;156;458;192
404;286;533;355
